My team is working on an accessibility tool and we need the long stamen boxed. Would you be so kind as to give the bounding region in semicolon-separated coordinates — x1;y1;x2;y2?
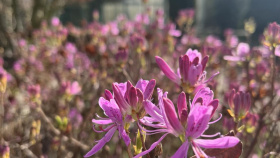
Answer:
208;113;222;124
201;132;221;138
203;71;220;84
92;124;115;133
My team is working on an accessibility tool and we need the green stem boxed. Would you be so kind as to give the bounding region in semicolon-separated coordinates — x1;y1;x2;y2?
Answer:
137;121;151;158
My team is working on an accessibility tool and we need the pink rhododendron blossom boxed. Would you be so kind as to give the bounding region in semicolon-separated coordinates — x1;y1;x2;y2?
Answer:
156;49;218;93
84;95;131;157
135;87;238;158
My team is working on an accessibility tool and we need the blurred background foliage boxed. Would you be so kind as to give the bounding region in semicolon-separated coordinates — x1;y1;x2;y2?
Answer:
1;0;280;46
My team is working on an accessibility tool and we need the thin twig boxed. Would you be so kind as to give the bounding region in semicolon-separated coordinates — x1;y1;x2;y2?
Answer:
127;143;133;158
122;68;134;84
36;107;90;151
244;119;263;158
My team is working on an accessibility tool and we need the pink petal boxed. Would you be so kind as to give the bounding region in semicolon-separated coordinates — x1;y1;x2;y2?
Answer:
128;87;138;108
179;55;190;82
136;88;144;104
191;141;208;158
84;127;117;157
163;98;184;134
192;87;214;108
177;92;188;121
186;49;201;62
104;89;113;100
171;141;189;158
135;79;149;93
188;64;202;86
112;83;130;112
119;127;131;146
155;56;180;84
70;81;81;95
125;81;133;99
143;101;163;122
194;136;240;149
115;82;127;96
186;105;212;138
208;99;219;118
99;98;122;124
201;56;209;71
143;79;156;100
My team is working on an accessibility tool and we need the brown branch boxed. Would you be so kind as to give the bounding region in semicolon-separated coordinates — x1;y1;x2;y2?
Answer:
36;107;90;151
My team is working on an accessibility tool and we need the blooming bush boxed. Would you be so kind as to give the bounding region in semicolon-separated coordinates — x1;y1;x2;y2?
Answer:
0;8;280;158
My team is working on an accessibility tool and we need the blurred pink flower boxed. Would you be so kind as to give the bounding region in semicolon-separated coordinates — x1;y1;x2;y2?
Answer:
61;81;81;95
51;17;60;27
228;89;251;121
224;43;250;61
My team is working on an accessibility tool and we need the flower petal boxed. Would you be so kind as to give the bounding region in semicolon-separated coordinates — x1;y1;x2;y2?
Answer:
208;99;219;118
155;56;180;84
186;105;212;138
143;101;163;122
188;64;202;86
192;87;213;108
191;141;208;158
99;98;122;124
177;92;188;121
128;87;138;108
84;126;117;157
163;98;184;134
171;141;189;158
119;126;131;146
112;83;130;112
201;56;209;71
104;89;113;100
143;79;156;100
194;136;240;149
179;55;190;82
135;79;149;92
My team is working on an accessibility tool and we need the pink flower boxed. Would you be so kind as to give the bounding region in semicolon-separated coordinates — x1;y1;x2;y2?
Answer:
135;87;230;158
164;23;181;37
155;49;218;93
27;84;41;98
224;43;250;61
135;13;150;25
172;105;239;158
228;89;251;121
112;79;156;119
263;22;280;46
61;81;81;95
51;17;60;27
84;93;131;157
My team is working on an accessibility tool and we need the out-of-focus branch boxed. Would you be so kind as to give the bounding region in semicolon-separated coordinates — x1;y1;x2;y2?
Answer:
36;107;90;151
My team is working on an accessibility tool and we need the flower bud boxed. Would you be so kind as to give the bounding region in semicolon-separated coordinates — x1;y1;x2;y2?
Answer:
228;89;251;122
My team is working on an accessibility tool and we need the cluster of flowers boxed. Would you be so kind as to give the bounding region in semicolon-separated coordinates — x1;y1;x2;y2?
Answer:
1;7;280;158
85;49;241;158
